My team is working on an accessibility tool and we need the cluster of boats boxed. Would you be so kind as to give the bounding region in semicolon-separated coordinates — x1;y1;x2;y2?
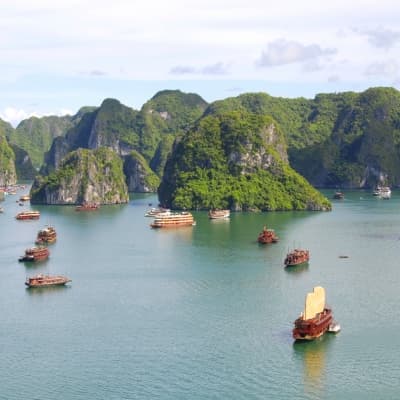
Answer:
16;217;71;288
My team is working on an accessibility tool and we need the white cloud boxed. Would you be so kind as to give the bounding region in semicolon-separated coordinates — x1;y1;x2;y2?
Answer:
0;107;73;127
256;39;337;67
365;60;399;77
354;27;400;49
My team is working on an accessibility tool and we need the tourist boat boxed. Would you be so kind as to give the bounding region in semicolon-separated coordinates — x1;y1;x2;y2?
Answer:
293;286;336;341
373;185;391;198
144;207;170;217
333;191;344;200
379;186;391;199
25;274;71;288
150;211;196;228
208;209;230;219
284;248;309;267
19;195;30;201
257;226;279;244
19;246;49;262
35;226;57;244
0;206;3;213
75;202;100;211
15;210;40;220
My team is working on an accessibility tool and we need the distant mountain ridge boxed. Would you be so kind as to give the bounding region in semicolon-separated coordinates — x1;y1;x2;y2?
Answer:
2;87;400;207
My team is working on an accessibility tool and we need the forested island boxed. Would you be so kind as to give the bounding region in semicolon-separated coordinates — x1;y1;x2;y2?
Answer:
1;87;400;209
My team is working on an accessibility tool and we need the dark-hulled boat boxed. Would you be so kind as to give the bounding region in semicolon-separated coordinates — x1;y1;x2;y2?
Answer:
15;210;40;220
25;274;71;288
35;226;57;244
293;286;335;341
19;246;49;262
257;226;279;244
75;202;99;211
284;248;309;267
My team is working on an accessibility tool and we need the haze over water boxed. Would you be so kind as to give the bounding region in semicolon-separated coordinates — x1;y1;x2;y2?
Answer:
1;189;399;399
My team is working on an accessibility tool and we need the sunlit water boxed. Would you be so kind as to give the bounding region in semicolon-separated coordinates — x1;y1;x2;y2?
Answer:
1;189;400;399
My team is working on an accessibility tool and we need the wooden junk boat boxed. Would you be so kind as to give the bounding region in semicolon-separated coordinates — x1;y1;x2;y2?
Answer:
19;246;49;262
150;211;196;228
257;226;279;244
208;209;230;219
15;210;40;220
293;286;339;341
35;226;57;244
25;274;71;288
284;248;309;267
75;202;100;211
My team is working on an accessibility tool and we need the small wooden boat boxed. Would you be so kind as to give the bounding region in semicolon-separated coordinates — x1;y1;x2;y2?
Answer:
257;226;279;244
25;274;71;288
284;248;309;267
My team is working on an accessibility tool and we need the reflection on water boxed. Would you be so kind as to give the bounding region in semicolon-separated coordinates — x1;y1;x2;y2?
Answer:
25;285;72;296
284;262;309;275
293;334;335;398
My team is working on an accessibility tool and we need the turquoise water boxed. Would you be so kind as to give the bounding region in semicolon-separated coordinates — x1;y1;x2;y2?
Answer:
1;189;400;399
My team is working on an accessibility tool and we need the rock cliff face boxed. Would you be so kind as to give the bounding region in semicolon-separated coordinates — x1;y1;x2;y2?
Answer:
0;121;17;186
30;147;128;205
123;151;160;192
159;110;330;211
10;144;37;180
42;92;208;193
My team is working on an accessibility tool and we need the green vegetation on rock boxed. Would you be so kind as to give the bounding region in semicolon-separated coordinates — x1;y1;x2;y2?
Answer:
159;110;330;211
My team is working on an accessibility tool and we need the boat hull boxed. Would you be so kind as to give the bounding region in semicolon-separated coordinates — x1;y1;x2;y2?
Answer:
293;308;333;341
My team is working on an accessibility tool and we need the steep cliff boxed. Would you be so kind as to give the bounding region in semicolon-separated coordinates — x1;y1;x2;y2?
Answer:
123;151;160;192
159;110;330;211
30;147;128;204
10;144;37;180
42;91;208;192
0;120;17;186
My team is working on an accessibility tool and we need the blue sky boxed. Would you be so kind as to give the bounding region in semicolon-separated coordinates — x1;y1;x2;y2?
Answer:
1;0;400;126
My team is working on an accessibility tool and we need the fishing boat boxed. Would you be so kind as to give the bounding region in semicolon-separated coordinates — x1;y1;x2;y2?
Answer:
19;246;49;262
150;211;196;228
293;286;337;341
257;226;279;244
284;248;309;267
75;202;100;211
35;226;57;244
25;274;71;288
15;210;40;220
144;207;170;217
208;209;230;219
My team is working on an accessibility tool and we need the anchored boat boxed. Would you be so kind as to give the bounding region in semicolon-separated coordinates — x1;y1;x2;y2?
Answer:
35;226;57;244
208;209;230;219
19;246;49;262
257;226;279;244
284;248;309;267
150;211;195;228
15;210;40;220
25;274;71;288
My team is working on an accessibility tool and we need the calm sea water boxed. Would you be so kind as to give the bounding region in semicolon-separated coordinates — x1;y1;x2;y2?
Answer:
1;188;400;399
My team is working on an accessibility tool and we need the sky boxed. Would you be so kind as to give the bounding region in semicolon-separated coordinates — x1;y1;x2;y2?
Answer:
1;0;400;126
